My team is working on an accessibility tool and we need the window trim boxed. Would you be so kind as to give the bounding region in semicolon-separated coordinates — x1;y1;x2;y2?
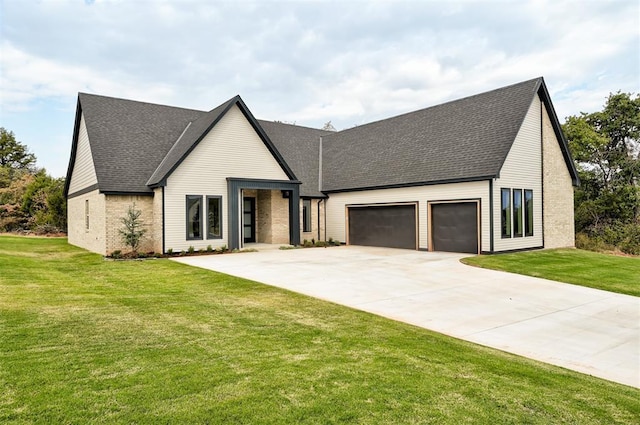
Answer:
513;188;523;238
500;188;511;238
524;189;534;237
206;195;223;240
186;195;203;240
302;199;312;233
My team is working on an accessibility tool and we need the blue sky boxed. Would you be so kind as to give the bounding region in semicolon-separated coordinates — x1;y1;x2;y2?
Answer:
1;0;638;178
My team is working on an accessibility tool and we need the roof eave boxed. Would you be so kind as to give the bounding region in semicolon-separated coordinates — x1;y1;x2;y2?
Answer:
63;96;84;197
322;175;496;194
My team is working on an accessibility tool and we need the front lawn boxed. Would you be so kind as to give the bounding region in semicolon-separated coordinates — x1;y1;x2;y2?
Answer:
461;248;640;297
1;236;638;424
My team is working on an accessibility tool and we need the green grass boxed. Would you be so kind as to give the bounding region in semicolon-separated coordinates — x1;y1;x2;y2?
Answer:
462;248;640;297
1;236;638;424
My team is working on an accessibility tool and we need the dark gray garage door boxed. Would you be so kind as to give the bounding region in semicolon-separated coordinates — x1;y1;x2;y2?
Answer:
348;204;416;250
431;202;478;254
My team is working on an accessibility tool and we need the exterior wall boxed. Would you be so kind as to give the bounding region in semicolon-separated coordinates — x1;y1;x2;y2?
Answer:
324;181;490;251
542;103;575;248
301;198;325;242
67;189;107;255
104;194;155;254
493;95;544;251
152;188;163;253
256;190;289;244
68;114;98;195
163;104;290;252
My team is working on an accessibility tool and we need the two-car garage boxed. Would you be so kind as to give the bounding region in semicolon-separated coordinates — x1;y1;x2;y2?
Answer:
346;201;479;254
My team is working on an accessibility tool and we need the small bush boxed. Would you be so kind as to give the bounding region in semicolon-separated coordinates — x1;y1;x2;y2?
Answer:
187;246;195;254
315;241;328;247
217;245;228;253
303;240;314;248
167;248;173;255
109;250;123;259
206;245;213;252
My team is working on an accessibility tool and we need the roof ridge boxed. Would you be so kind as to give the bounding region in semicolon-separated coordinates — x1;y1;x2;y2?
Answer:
327;77;542;138
78;92;206;114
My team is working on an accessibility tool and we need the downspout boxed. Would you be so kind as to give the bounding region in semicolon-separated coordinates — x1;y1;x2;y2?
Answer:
489;179;494;253
317;199;323;241
161;186;166;254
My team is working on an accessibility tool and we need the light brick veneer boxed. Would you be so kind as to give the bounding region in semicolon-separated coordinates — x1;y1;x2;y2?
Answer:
542;105;575;248
104;194;155;254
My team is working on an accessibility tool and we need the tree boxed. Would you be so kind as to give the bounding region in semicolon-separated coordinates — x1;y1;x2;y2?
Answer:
322;121;337;132
119;204;147;254
0;127;36;172
563;92;640;254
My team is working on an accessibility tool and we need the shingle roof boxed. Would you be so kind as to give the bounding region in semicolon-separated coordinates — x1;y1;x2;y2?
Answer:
76;93;204;194
321;77;544;192
258;121;331;197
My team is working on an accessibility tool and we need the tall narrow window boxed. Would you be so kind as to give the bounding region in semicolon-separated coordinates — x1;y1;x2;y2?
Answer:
513;189;523;238
501;188;511;238
207;196;222;239
302;199;311;232
85;199;90;230
186;195;202;240
524;189;534;237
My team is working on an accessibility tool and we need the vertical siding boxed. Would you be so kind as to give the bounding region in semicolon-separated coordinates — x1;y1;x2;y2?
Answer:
164;105;290;252
493;95;544;251
67;189;106;254
325;181;490;251
68;114;98;194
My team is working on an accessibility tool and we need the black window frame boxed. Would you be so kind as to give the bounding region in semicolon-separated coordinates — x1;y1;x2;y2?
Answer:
524;189;534;237
501;188;511;238
513;189;523;238
302;199;312;233
206;196;223;240
186;195;203;240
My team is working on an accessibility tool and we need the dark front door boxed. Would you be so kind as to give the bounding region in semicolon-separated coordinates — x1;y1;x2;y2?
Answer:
348;204;417;250
243;197;256;243
431;202;478;254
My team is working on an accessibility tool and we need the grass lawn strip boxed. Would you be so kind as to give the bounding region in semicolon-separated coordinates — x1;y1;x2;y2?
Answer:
1;236;638;424
461;248;640;297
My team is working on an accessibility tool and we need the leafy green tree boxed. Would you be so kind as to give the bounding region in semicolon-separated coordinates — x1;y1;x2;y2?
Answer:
119;204;147;254
563;92;639;254
0;127;36;171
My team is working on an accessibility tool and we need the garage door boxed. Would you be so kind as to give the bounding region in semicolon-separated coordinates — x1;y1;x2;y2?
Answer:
348;204;416;250
431;202;478;254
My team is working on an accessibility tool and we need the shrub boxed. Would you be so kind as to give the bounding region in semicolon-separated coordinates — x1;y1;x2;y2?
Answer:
119;204;146;254
206;245;213;252
303;240;314;248
109;250;122;259
187;246;195;254
167;248;173;255
315;241;328;247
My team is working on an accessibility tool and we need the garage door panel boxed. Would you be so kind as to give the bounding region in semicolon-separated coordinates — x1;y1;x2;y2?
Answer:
431;202;478;254
348;205;416;250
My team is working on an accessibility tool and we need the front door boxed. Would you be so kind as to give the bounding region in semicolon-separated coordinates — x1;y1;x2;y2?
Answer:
243;197;256;243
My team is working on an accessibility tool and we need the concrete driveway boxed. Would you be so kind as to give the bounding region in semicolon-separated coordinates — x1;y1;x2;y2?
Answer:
174;246;639;388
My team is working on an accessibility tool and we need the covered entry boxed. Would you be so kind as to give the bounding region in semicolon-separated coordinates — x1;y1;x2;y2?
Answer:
347;203;417;250
430;201;479;254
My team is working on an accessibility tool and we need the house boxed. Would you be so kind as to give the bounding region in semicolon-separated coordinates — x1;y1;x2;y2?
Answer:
64;77;579;255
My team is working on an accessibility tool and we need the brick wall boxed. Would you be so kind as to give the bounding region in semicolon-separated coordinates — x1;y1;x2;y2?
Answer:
542;105;575;248
104;195;155;254
254;189;289;244
67;189;107;255
300;198;325;242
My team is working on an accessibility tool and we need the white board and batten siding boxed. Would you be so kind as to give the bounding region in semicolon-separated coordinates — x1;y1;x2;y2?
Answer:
493;95;544;251
68;113;98;195
325;181;490;251
163;105;290;252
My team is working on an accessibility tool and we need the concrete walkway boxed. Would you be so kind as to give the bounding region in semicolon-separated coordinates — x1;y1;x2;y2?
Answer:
174;246;640;388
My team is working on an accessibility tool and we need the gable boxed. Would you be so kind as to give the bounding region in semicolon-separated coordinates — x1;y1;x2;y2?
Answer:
67;112;98;196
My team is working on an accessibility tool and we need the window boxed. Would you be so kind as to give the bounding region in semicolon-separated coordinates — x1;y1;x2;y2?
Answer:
524;189;534;237
513;189;523;238
186;195;202;240
501;188;511;238
85;199;90;230
302;199;311;232
207;196;222;239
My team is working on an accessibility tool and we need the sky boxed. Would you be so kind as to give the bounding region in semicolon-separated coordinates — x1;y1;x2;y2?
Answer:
1;0;638;178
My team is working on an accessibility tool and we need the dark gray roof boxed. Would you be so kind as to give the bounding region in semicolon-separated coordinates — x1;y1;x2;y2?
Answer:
321;77;544;192
74;93;205;194
258;121;331;197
